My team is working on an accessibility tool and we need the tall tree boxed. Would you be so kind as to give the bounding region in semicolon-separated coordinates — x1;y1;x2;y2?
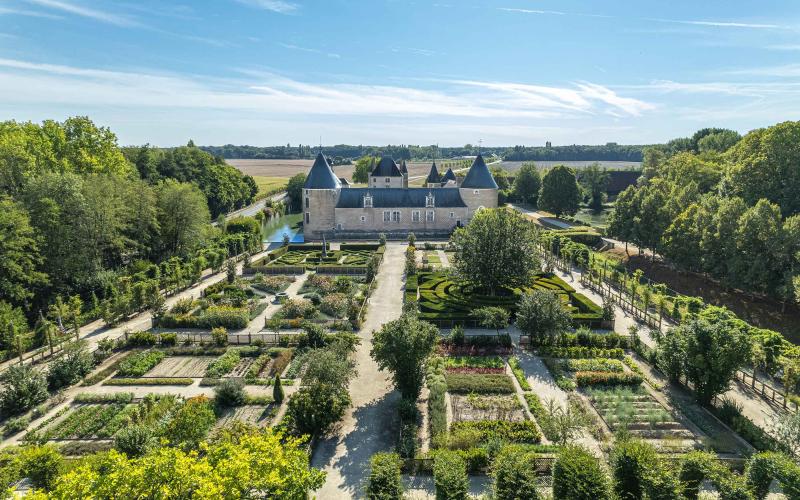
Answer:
371;313;438;400
156;180;210;258
538;165;581;216
0;197;47;305
511;162;541;205
450;209;539;295
578;163;609;212
286;173;306;213
351;156;375;184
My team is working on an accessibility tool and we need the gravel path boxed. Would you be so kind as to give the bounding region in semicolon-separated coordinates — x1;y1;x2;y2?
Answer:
311;243;406;499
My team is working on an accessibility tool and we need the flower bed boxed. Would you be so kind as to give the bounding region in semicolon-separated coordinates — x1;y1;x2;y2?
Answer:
445;373;515;394
537;346;624;359
449;420;542;444
575;371;643;387
444;356;505;372
558;358;624;373
450;394;526;422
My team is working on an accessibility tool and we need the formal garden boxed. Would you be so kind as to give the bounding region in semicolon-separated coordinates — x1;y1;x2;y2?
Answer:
245;242;384;274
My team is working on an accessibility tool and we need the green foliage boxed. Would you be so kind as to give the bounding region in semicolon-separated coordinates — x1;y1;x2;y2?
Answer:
155;179;211;257
471;306;510;333
0;364;48;417
164;396;216;450
449;420;542;444
444;373;515;394
206;349;241;378
574;371;643;387
214;378;246;408
516;290;572;345
117;350;165;377
18;444;63;490
273;375;284;404
508;357;530;390
286;173;306;212
366;452;404;500
114;424;156;457
492;445;541;500
46;341;94;390
433;451;469;500
427;358;448;439
450;208;539;295
745;452;800;500
371;313;438;400
539;165;581;216
287;383;351;436
552;445;612;500
577;163;609;212
0;197;47;306
512;162;542;205
610;438;658;500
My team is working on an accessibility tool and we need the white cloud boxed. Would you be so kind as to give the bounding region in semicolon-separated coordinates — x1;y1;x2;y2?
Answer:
498;8;565;15
234;0;297;14
279;43;340;59
649;18;784;29
23;0;138;26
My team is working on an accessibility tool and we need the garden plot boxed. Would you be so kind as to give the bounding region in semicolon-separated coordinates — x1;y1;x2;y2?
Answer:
416;271;602;326
27;403;135;441
584;386;699;451
227;357;256;378
450;394;526;422
216;405;274;428
144;356;213;378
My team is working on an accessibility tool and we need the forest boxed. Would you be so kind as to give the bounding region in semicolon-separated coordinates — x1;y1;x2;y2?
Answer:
607;124;800;304
201;143;646;162
0;117;260;360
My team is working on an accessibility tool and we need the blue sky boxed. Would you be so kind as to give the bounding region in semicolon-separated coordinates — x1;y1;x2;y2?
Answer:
1;0;800;146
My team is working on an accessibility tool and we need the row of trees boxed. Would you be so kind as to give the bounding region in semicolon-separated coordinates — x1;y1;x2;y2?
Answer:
608;122;800;302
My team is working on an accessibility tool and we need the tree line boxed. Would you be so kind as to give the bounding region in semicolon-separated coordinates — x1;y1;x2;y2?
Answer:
607;122;800;304
0;117;260;358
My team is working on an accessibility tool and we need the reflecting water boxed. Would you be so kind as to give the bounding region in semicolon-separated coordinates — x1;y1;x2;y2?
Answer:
261;213;304;243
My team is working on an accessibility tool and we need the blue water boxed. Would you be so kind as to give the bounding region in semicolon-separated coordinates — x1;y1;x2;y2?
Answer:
261;213;304;243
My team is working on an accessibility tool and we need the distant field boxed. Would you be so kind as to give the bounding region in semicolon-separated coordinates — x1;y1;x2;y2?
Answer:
228;158;437;183
252;176;288;199
498;160;641;172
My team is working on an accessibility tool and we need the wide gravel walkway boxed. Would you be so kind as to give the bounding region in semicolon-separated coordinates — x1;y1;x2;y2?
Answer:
311;243;406;499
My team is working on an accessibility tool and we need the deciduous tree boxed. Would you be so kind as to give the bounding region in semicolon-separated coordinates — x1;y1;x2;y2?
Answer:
371;313;438;400
538;165;581;216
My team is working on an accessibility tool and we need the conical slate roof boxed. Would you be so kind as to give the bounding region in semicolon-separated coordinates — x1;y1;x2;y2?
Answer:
441;167;456;183
399;160;408;175
425;161;441;184
371;156;403;177
304;153;341;189
460;154;498;189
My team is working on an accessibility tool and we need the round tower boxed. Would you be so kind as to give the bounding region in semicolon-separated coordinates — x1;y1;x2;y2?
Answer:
303;153;341;240
458;154;499;221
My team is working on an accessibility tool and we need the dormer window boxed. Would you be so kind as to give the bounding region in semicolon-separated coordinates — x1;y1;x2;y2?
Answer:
425;193;435;208
364;194;373;208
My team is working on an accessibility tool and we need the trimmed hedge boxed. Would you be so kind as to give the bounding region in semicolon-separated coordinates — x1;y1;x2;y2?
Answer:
449;420;542;444
104;378;193;386
159;306;249;329
538;346;624;359
575;371;643;387
444;373;515;394
553;445;612;500
508;357;531;390
558;358;624;373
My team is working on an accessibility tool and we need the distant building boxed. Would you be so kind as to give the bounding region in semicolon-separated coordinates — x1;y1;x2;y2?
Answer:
545;141;552;148
302;153;499;240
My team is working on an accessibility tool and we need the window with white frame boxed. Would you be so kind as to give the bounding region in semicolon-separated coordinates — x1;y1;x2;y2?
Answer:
449;212;454;218
425;193;435;207
392;210;401;222
426;210;434;222
364;194;373;208
360;216;366;223
412;210;420;222
385;177;390;183
337;223;343;230
383;211;390;222
305;212;310;224
473;189;479;194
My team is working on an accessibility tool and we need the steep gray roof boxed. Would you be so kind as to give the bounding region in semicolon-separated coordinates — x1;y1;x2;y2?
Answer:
441;167;457;183
425;161;441;184
399;160;408;175
336;188;467;208
461;154;498;189
304;153;341;189
371;156;403;177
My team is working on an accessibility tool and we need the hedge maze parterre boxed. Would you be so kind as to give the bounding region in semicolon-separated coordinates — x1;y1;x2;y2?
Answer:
413;271;603;326
246;243;384;273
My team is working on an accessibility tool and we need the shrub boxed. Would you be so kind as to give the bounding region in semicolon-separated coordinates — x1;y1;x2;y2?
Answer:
713;397;778;452
272;375;284;404
159;333;177;346
0;364;49;417
287;383;351;436
305;292;322;305
433;451;469;500
114;424;155;457
366;452;404;500
18;444;63;490
320;293;350;318
610;439;659;500
3;415;30;437
507;357;531;390
104;377;193;386
492;445;541;500
281;298;316;319
678;451;717;500
117;350;165;377
47;341;94;390
206;349;241;378
574;371;643;387
215;378;246;408
538;346;624;359
444;373;515;394
126;331;158;346
560;358;624;373
212;327;228;346
165;396;216;451
553;445;612;500
745;451;800;500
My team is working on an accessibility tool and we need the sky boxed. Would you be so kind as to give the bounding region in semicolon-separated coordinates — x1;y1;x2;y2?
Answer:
1;1;800;147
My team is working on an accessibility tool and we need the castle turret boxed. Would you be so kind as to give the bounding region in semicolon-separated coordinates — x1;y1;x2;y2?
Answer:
425;161;441;187
303;152;341;240
369;156;404;188
458;153;498;220
399;160;409;188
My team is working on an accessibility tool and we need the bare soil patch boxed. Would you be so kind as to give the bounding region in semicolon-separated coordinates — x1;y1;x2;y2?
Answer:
216;405;273;428
450;394;527;423
145;357;213;378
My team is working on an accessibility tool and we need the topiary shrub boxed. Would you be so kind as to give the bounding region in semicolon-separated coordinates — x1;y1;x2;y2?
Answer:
492;445;541;500
610;438;658;500
433;451;469;500
272;375;284;404
114;424;155;457
552;445;612;500
366;452;404;500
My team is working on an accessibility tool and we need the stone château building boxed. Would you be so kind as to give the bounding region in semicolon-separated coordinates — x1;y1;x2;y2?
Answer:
302;153;498;240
